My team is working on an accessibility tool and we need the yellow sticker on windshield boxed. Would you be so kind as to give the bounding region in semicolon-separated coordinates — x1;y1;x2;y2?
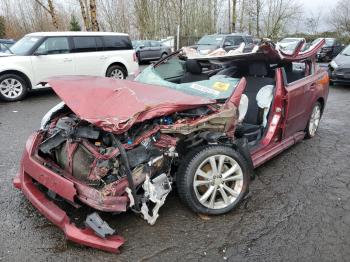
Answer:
213;82;230;92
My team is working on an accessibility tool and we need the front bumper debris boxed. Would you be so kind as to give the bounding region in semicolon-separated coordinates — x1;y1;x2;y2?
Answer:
13;133;125;253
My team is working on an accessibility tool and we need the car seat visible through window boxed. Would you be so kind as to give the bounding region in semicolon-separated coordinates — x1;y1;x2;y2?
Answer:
180;60;209;83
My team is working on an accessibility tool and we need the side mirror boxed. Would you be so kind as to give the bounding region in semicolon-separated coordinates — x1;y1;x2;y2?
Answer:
34;50;47;56
224;42;232;47
139;45;145;49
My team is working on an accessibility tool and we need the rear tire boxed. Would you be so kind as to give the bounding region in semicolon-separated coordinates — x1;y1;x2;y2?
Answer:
0;74;28;102
177;145;250;215
106;65;127;79
305;102;322;139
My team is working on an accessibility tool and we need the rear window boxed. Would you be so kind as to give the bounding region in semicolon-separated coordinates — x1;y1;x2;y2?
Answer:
72;36;98;52
103;35;133;50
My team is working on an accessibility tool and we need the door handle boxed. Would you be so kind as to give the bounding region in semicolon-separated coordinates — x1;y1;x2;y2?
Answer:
63;58;72;62
310;83;317;91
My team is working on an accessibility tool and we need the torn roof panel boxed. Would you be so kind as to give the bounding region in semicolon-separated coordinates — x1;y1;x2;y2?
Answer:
183;38;325;64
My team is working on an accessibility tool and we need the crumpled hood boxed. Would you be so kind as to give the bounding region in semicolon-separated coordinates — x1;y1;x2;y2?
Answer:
48;76;215;134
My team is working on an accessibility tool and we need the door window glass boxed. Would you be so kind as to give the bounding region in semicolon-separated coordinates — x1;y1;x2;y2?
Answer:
245;36;254;44
150;41;161;47
284;62;311;84
95;37;104;51
36;37;69;55
72;37;97;52
232;36;245;45
224;36;235;46
143;41;151;47
103;35;133;50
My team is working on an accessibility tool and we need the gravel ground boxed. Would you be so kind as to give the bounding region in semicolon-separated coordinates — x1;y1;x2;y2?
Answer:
0;78;349;261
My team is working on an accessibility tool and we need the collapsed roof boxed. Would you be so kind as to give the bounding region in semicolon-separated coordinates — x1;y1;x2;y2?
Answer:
182;38;325;64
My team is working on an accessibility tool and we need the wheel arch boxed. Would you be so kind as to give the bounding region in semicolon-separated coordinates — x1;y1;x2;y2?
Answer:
0;70;32;90
316;97;325;113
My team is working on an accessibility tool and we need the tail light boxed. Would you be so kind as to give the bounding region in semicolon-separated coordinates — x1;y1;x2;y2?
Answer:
133;52;138;62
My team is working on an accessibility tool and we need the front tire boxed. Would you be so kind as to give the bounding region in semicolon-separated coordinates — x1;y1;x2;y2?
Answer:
177;145;250;215
106;65;127;79
305;102;322;138
0;74;28;102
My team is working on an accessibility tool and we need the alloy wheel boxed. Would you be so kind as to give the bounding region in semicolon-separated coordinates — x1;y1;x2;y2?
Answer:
0;78;24;99
193;154;244;209
308;104;321;137
109;69;125;79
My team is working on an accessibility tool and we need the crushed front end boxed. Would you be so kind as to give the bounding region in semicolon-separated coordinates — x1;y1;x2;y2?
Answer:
13;77;240;252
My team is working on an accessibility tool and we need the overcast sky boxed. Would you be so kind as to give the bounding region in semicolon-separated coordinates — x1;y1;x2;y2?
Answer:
302;0;337;31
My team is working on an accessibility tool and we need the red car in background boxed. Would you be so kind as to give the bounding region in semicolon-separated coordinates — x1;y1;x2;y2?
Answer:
13;39;328;253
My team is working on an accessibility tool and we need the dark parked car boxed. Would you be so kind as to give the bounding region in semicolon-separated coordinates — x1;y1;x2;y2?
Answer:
316;38;344;62
14;39;328;253
0;39;15;52
195;33;255;55
328;44;350;85
132;40;171;63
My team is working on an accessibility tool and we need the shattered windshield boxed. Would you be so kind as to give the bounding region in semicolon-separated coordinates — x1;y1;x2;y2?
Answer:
135;59;239;100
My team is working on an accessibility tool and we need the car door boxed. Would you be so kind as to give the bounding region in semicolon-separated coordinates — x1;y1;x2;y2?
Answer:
138;41;152;61
150;41;162;59
30;36;75;84
71;36;105;76
283;61;313;138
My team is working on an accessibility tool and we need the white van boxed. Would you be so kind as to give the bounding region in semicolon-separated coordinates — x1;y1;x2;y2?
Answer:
0;32;139;101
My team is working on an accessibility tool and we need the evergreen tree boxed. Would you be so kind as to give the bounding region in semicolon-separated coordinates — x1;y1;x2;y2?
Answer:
69;15;81;31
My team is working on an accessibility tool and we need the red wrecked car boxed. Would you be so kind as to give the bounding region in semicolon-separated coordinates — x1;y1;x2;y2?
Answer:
13;39;329;253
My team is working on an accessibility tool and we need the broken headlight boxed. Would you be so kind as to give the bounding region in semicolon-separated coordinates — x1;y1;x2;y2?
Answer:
40;101;66;129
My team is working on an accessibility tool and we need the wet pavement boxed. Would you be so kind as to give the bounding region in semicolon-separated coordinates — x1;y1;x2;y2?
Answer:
0;81;349;261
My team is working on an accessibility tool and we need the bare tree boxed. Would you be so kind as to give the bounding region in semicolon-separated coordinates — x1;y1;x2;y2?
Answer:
238;0;245;32
262;0;302;40
255;0;263;37
306;11;322;35
232;0;237;32
329;0;350;33
78;0;91;31
89;0;99;31
33;0;59;29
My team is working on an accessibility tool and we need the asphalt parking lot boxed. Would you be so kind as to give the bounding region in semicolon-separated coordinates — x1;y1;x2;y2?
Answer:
0;68;350;261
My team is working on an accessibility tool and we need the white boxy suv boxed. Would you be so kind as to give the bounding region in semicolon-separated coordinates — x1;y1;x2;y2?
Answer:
0;32;139;101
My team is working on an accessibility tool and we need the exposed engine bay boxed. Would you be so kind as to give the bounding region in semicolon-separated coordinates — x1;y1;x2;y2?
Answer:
38;102;237;225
